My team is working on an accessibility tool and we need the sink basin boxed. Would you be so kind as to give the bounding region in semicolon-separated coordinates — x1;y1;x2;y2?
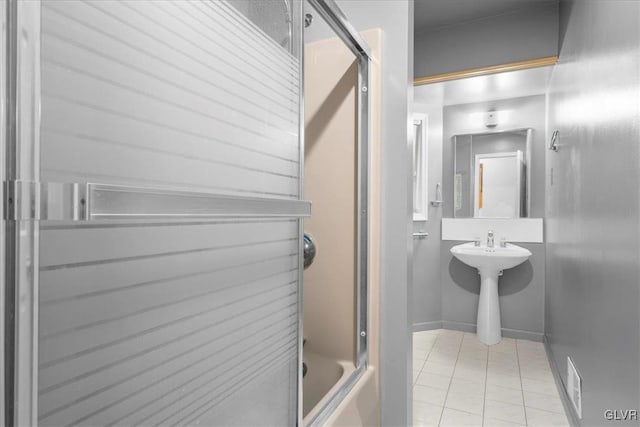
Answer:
450;242;532;345
451;242;532;274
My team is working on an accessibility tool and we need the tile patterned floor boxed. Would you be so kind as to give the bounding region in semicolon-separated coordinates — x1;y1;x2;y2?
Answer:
413;329;570;427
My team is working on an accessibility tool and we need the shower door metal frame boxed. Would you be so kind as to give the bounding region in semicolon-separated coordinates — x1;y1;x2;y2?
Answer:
3;0;309;425
0;0;7;424
4;0;40;425
302;0;371;425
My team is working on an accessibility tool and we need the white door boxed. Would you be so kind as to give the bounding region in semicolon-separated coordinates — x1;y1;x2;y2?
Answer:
474;151;523;218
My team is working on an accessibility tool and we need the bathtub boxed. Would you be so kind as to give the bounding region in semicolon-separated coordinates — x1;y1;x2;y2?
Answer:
302;350;355;425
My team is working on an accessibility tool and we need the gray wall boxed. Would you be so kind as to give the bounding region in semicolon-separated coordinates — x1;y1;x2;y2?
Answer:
441;241;545;340
439;95;547;338
546;1;640;424
412;103;443;330
335;1;414;425
414;2;559;77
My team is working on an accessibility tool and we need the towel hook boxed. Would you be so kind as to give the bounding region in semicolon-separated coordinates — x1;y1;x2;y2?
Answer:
549;130;559;152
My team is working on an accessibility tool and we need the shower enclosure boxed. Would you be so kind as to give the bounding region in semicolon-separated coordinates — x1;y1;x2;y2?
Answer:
1;0;370;425
302;0;371;425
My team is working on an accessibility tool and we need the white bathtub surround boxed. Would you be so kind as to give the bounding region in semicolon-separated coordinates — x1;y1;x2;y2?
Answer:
302;350;355;424
441;218;544;243
412;330;569;426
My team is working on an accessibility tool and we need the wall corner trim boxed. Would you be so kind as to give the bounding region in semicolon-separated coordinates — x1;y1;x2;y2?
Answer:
413;56;558;86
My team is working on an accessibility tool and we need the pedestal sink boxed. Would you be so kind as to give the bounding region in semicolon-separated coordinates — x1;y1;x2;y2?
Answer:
450;242;532;345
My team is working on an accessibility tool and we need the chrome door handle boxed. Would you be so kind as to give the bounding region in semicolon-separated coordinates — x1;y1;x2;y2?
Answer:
303;233;316;268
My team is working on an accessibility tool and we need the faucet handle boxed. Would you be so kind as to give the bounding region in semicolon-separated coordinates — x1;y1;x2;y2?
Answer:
473;237;481;246
500;237;508;248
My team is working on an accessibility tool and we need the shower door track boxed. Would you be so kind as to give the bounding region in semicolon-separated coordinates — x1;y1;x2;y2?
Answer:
302;0;371;425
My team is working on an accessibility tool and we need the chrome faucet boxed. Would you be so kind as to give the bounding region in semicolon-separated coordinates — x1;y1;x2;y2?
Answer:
487;230;494;248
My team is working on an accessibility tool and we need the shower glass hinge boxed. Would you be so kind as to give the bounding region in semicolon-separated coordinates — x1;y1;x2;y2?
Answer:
4;181;88;221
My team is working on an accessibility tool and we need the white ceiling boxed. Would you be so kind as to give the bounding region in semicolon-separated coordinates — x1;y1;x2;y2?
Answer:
414;0;550;33
414;66;553;106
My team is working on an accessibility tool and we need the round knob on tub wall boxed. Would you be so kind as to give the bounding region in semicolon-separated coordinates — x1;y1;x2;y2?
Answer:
303;233;316;269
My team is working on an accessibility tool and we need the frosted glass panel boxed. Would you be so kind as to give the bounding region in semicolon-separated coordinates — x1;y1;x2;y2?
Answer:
40;0;300;198
37;1;301;426
38;220;299;426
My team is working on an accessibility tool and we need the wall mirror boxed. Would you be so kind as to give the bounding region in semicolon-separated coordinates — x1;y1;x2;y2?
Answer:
453;128;532;218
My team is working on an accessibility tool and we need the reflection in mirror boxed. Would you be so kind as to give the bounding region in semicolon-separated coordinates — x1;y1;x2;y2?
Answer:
453;129;532;218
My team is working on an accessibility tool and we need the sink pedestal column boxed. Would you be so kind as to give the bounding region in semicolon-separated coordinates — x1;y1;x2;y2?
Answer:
477;270;501;345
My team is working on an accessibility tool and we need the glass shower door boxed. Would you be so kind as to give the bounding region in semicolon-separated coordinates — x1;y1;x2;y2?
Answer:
5;1;305;425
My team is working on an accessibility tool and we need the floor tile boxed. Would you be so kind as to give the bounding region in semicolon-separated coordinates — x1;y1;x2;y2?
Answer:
449;378;486;395
487;362;520;377
412;419;437;427
414;341;432;351
519;367;555;383
412;331;569;427
515;339;544;351
457;355;488;368
489;351;518;364
423;360;456;377
525;407;571;426
432;339;460;349
414;348;430;361
522;389;566;414
459;348;489;361
429;350;459;363
414;339;436;352
455;360;487;373
414;384;448;406
414;334;436;344
517;347;548;359
415;371;452;390
483;399;526;425
445;389;485;415
521;376;560;396
483;417;525;426
486;372;522;390
485;384;525;406
413;401;443;425
439;408;483;427
452;367;487;384
432;346;462;357
489;338;517;354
